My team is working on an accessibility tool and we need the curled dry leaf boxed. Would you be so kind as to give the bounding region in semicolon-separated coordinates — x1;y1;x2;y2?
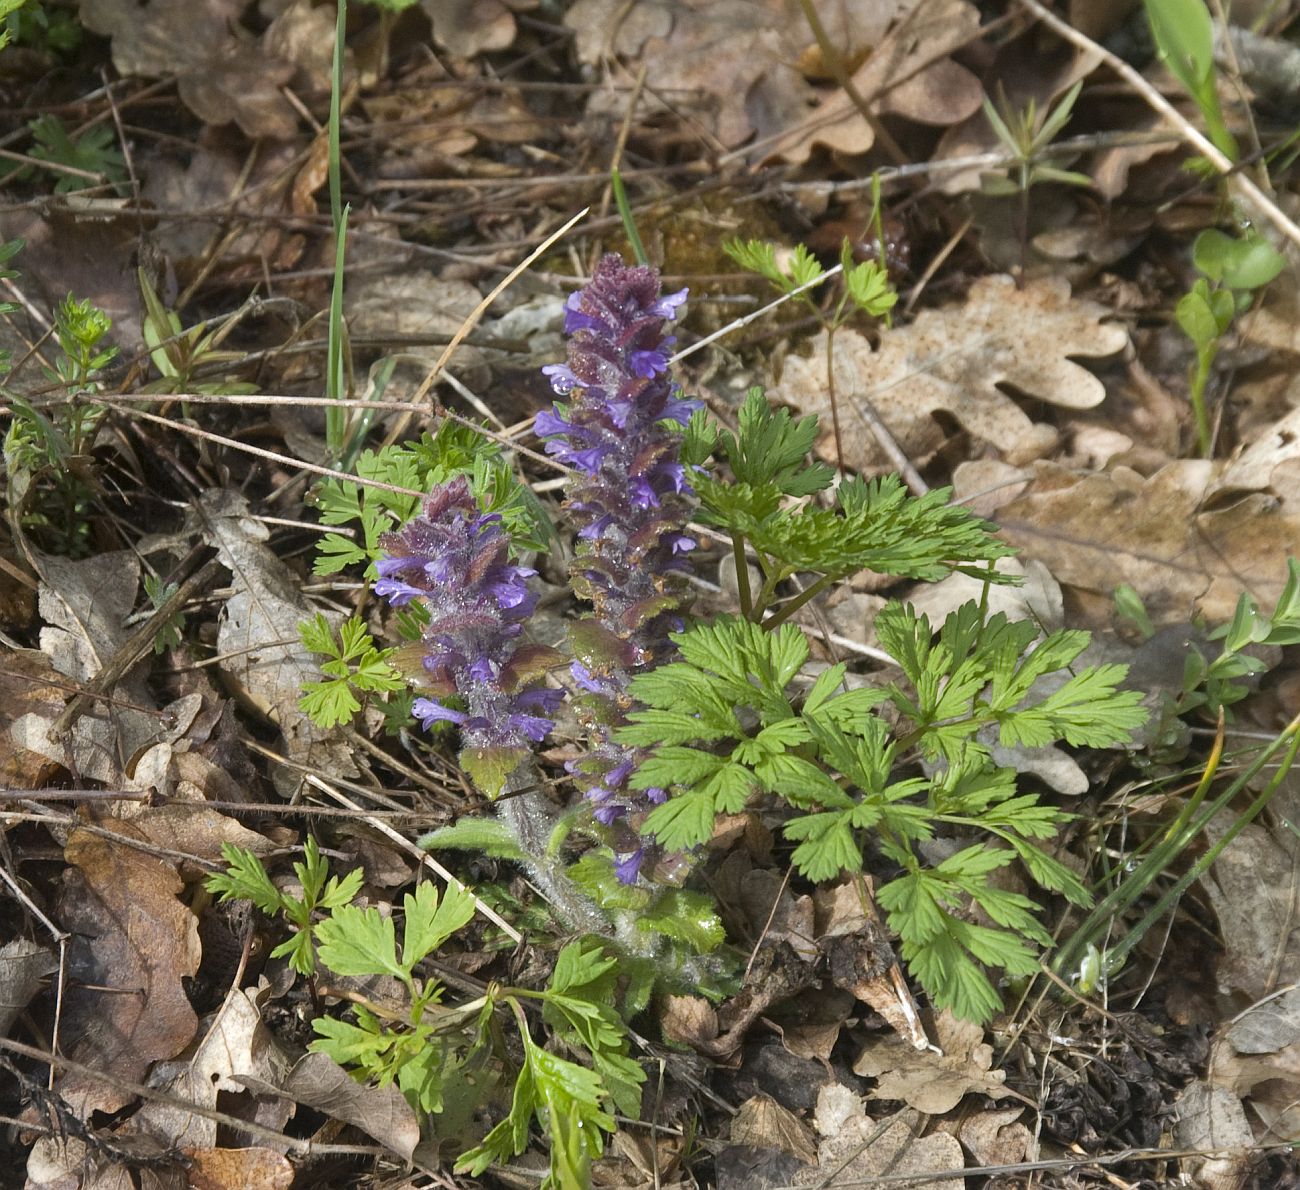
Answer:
130;990;292;1149
54;827;201;1116
852;1009;1010;1114
731;1094;818;1165
779;275;1128;472
239;1051;420;1162
197;490;358;783
77;0;297;139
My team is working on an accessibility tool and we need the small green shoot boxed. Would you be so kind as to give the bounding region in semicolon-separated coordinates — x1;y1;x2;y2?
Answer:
206;837;365;976
980;80;1090;276
143;574;186;655
1176;228;1285;456
139;269;256;396
724;234;897;471
298;613;405;730
19;115;126;194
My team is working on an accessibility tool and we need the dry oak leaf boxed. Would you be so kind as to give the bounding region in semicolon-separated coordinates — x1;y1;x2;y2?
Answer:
78;0;297;139
564;0;966;153
997;460;1300;624
853;1009;1010;1114
53;827;201;1117
422;0;519;58
779;275;1128;473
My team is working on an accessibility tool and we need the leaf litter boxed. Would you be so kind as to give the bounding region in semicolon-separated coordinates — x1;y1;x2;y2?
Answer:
7;0;1300;1185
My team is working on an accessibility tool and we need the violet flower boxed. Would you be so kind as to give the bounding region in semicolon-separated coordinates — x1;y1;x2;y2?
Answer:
374;477;562;796
539;254;699;878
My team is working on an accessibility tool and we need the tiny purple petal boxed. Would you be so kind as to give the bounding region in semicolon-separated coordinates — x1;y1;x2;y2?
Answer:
534;408;573;437
648;288;688;319
373;577;426;606
541;363;579;394
413;698;466;730
614;849;644;883
629;348;669;378
509;713;554;743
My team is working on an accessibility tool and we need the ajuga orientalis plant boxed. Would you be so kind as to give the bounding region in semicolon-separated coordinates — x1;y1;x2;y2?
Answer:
316;252;1149;1026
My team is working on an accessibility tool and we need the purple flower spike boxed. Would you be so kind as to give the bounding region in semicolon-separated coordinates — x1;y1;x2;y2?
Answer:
539;255;700;678
540;255;703;879
374;477;561;796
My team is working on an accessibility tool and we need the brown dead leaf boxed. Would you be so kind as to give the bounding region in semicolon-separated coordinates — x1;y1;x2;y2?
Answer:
182;1147;293;1190
263;0;339;100
816;881;929;1049
780;275;1127;473
731;1095;818;1164
1172;1082;1256;1190
196;490;358;784
239;1051;420;1161
423;0;517;58
959;1106;1032;1166
804;1090;963;1189
765;0;984;163
130;990;292;1150
565;0;977;156
10;552;163;785
0;204;147;355
853;1010;1009;1114
1201;810;1300;1003
0;649;68;787
1209;984;1300;1143
0;939;58;1038
997;460;1300;623
54;827;201;1116
78;0;297;139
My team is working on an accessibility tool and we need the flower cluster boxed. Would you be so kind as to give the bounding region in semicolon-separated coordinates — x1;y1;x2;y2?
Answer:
538;254;698;681
373;477;562;796
538;255;699;875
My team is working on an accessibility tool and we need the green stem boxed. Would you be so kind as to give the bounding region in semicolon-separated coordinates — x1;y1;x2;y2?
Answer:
731;530;753;619
1189;347;1215;457
762;572;839;630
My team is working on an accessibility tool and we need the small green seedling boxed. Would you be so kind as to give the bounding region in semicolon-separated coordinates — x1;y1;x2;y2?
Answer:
723;234;897;473
1176;228;1286;456
298;614;406;730
206;836;365;976
980;80;1091;277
